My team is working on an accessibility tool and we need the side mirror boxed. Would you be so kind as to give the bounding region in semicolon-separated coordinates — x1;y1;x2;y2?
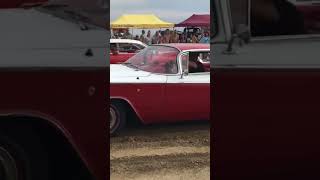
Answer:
224;24;251;54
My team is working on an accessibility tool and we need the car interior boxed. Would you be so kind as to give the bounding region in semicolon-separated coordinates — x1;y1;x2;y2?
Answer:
138;51;178;74
230;0;320;37
188;52;210;73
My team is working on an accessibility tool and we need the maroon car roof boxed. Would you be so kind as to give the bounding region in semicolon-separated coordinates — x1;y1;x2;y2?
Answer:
0;0;47;8
158;43;210;51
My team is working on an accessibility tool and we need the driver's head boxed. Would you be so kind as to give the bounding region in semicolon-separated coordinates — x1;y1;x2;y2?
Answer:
251;0;305;36
251;0;280;23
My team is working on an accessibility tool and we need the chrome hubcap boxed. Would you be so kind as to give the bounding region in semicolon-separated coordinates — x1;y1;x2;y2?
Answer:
110;107;117;131
0;147;18;180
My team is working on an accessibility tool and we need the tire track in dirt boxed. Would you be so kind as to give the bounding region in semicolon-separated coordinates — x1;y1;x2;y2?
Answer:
110;146;209;160
111;152;210;175
111;168;210;180
110;132;210;150
110;121;210;180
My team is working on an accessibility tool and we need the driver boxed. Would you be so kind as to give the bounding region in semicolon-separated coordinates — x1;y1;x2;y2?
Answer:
251;0;305;36
189;53;205;73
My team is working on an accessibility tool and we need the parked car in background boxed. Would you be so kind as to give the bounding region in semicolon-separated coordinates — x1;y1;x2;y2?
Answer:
0;1;108;180
110;43;210;135
110;39;147;64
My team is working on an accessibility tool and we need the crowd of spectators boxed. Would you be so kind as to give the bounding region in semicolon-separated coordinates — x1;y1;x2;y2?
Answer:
111;28;210;44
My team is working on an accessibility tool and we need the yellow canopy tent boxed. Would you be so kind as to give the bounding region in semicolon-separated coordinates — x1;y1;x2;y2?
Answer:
111;14;174;29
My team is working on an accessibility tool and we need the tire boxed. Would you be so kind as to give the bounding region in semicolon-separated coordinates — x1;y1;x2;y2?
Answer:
110;101;127;135
0;125;49;180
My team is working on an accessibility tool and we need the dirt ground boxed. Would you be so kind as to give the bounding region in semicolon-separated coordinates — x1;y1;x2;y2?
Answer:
110;121;210;180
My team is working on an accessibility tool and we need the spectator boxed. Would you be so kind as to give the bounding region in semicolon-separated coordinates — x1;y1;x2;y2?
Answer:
119;29;213;44
191;33;199;43
179;33;187;43
145;30;152;45
169;31;174;43
163;29;170;43
199;31;210;43
124;29;132;39
160;31;166;43
152;31;161;44
171;30;179;43
140;30;146;43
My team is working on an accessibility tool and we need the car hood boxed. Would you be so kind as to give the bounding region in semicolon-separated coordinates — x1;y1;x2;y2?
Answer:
110;64;151;78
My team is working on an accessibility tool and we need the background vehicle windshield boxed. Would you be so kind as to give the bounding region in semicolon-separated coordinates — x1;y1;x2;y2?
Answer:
38;0;108;29
126;46;180;74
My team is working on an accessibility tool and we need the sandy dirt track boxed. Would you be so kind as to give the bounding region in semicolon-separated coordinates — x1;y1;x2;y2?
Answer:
110;121;210;180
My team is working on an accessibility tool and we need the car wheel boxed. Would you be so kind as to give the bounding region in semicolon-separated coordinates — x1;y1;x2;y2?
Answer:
110;101;127;135
0;127;49;180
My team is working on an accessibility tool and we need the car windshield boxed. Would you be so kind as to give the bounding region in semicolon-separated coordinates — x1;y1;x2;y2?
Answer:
124;46;180;74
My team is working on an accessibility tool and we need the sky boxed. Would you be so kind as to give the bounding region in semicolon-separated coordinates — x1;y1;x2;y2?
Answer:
110;0;210;24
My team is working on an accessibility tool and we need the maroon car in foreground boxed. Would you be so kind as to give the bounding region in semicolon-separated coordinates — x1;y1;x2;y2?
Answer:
0;1;108;180
213;0;320;179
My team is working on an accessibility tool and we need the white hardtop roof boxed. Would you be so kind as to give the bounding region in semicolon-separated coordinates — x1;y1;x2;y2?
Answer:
0;8;108;68
110;39;147;46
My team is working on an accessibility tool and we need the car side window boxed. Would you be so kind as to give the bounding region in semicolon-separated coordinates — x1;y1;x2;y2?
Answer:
118;43;139;53
189;52;210;73
110;43;117;49
250;0;320;37
181;52;210;74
